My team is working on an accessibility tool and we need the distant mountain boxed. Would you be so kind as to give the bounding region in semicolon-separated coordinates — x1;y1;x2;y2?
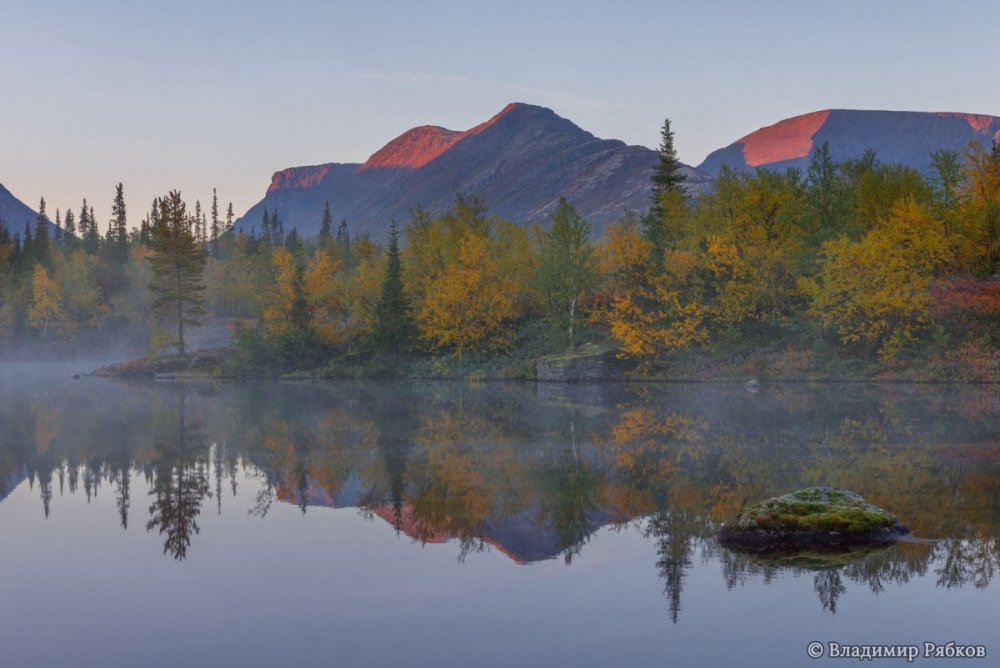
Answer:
697;109;1000;176
0;182;43;235
275;476;598;564
236;103;712;239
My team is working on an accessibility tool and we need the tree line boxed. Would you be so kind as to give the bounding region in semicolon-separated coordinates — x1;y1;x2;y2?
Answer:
2;119;999;376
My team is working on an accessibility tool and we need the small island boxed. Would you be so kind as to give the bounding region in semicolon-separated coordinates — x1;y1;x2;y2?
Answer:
719;487;909;550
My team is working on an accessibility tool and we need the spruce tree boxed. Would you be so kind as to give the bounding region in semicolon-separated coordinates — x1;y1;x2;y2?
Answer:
336;218;352;264
80;200;100;253
319;202;333;242
372;222;414;353
63;209;76;249
261;209;272;247
89;205;99;250
147;190;207;357
34;198;50;264
272;209;284;244
54;209;63;243
23;223;33;266
644;118;687;269
210;189;220;243
226;202;234;231
193;200;203;243
650;118;686;199
11;232;22;268
112;182;128;261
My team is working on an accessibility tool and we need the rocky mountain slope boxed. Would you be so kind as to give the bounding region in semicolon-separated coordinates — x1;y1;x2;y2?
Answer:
697;109;1000;176
0;182;43;235
236;103;712;238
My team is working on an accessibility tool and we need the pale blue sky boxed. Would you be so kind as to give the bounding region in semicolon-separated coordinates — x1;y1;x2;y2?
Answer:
1;0;996;226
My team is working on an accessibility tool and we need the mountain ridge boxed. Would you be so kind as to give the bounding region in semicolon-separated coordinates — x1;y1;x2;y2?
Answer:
0;183;43;236
697;108;1000;176
236;102;712;238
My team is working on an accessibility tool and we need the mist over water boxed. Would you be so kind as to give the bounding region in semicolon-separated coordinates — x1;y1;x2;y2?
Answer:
0;368;997;667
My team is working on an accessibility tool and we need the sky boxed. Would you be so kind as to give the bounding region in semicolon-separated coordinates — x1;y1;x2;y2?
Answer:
1;0;997;228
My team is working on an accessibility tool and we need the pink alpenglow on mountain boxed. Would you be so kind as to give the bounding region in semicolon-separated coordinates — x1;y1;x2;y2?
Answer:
236;103;712;239
739;110;831;167
698;109;1000;176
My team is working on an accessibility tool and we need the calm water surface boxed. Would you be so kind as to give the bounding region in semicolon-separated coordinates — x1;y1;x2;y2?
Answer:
0;362;997;667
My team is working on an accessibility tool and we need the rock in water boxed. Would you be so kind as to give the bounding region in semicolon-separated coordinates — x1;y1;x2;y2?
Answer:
719;487;908;550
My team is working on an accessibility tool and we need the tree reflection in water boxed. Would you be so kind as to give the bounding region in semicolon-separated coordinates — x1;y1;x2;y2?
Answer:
145;393;211;560
1;378;998;612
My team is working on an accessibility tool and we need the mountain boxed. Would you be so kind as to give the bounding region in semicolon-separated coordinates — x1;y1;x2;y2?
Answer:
0;182;42;235
236;103;712;238
697;110;1000;177
275;477;597;565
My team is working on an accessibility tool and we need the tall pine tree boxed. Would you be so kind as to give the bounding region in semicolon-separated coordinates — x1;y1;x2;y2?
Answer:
372;222;414;353
319;202;333;243
210;189;220;243
34;197;50;264
112;183;128;261
63;209;76;249
147;190;207;357
643;118;687;270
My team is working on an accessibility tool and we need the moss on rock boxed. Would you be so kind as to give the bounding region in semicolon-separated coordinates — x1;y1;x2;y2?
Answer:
720;487;908;549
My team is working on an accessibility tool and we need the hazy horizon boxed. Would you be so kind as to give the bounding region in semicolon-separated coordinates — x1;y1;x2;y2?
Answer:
2;0;997;229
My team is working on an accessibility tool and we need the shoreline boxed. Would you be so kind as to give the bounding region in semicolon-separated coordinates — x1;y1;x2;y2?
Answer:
91;349;1000;385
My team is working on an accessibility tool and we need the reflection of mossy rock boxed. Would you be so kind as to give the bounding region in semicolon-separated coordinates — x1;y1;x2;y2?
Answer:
747;543;891;569
719;487;908;549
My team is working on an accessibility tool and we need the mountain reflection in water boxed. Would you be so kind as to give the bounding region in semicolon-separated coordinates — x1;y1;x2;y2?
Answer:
1;369;998;622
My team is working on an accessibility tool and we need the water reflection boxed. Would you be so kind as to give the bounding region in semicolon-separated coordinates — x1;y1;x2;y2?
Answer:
1;374;999;619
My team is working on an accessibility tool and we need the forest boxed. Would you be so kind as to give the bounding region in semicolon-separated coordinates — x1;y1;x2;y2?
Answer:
2;122;1000;380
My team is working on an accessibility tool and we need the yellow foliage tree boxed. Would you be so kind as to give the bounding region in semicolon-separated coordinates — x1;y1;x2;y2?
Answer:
261;247;304;336
417;231;521;355
598;217;707;362
806;198;950;358
958;141;1000;274
54;249;106;328
699;168;804;330
27;264;69;337
303;251;343;345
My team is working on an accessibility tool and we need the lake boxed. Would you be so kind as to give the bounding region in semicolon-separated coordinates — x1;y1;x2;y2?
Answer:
0;362;997;667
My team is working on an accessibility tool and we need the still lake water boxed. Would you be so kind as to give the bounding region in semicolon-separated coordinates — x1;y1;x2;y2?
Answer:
0;362;997;667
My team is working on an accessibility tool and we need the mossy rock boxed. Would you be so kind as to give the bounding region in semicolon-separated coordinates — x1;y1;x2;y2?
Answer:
719;487;908;550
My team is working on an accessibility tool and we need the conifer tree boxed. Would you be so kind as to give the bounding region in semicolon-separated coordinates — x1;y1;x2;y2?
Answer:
650;118;686;199
210;189;220;243
54;209;63;243
23;223;34;265
112;183;128;261
644;118;687;269
226;202;234;231
34;198;50;264
147;190;206;357
336;218;352;264
261;209;272;247
80;200;100;253
63;209;76;247
372;222;414;353
11;232;22;268
194;201;203;243
319;202;333;243
272;209;284;244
